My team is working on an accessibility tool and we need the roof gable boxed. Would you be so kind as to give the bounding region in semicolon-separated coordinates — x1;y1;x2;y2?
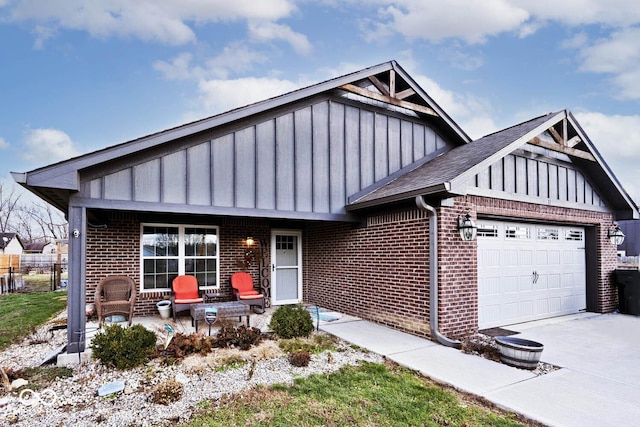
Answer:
14;61;469;221
349;110;638;220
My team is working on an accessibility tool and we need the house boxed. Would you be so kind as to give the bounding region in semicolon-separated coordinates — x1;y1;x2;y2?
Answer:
13;61;639;353
24;242;52;254
619;220;640;256
0;233;24;255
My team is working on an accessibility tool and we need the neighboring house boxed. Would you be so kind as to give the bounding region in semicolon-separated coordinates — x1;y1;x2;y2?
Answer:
619;220;640;256
0;233;24;255
13;61;639;353
23;242;49;253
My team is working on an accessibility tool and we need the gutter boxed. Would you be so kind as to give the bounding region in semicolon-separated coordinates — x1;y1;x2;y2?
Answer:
415;196;462;349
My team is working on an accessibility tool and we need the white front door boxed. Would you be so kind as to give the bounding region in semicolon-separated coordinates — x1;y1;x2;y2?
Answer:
271;230;302;305
478;221;586;329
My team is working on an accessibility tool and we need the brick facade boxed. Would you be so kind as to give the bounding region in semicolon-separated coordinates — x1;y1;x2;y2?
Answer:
85;193;620;340
86;212;271;317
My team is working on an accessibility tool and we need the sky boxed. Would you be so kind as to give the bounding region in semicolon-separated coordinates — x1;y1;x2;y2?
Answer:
1;0;640;207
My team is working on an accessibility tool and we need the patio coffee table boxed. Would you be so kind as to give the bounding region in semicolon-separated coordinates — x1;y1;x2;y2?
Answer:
190;302;250;332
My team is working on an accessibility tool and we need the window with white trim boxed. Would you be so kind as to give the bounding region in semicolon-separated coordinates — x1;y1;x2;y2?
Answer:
477;223;499;238
505;226;531;239
141;224;219;291
537;228;559;240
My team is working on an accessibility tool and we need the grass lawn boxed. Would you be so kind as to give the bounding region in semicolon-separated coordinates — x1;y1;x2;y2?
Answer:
0;291;67;350
0;291;538;426
22;273;67;293
187;362;535;427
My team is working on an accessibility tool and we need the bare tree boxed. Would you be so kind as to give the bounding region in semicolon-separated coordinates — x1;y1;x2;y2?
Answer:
19;201;68;242
0;183;67;242
0;182;22;233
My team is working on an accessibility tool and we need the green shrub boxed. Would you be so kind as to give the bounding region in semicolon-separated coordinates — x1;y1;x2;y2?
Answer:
269;304;313;339
287;350;311;367
90;324;157;370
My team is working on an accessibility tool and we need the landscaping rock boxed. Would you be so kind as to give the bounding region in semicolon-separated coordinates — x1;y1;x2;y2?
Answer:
97;380;125;397
10;378;28;390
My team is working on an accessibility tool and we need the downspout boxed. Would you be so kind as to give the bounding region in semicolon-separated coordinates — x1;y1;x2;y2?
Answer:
416;196;462;349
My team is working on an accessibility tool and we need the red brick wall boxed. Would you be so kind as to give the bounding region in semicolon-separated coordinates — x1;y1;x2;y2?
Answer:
306;196;619;340
86;212;271;317
437;199;478;339
85;194;619;339
305;209;432;338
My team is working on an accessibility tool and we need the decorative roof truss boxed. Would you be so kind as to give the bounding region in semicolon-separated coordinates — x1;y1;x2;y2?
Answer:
339;69;439;117
528;117;595;161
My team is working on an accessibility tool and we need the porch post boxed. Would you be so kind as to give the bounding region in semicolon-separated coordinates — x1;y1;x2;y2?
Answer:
67;204;87;353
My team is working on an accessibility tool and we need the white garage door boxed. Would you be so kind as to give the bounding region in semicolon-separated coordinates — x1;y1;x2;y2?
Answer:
478;220;586;329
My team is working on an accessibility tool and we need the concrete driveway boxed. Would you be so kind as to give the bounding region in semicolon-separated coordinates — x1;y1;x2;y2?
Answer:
321;312;640;426
486;312;640;426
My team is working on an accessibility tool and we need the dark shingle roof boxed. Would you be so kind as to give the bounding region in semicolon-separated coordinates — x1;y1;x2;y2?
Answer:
349;112;558;208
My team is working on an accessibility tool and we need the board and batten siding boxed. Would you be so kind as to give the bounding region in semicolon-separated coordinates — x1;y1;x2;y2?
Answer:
472;151;605;209
82;99;450;218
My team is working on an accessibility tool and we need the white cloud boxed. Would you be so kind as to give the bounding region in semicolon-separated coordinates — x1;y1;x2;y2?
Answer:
153;53;204;80
155;44;270;82
0;137;9;150
366;0;529;44
248;21;312;55
575;111;640;204
414;75;498;139
197;77;301;115
5;0;298;46
205;43;270;79
21;128;80;166
516;0;640;27
575;27;640;99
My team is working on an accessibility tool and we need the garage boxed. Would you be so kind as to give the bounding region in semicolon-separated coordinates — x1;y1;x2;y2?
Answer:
477;220;586;329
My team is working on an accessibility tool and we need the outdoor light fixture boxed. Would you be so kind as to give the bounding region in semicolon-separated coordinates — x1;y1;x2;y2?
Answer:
457;212;477;241
608;223;625;246
245;237;255;247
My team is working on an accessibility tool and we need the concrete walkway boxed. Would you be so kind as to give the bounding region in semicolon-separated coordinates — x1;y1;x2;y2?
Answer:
320;312;640;427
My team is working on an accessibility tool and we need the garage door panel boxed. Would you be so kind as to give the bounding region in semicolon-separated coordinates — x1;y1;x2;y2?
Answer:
504;276;520;293
518;250;533;266
519;300;534;318
546;274;561;289
478;221;586;329
504;250;518;266
519;275;533;292
548;297;562;313
479;276;501;296
483;249;500;266
536;251;548;265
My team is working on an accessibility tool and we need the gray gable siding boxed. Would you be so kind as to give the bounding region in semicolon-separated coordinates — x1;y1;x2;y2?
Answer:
471;148;605;210
79;96;451;220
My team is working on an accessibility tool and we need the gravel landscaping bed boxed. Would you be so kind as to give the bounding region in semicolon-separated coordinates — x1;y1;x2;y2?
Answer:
0;315;383;427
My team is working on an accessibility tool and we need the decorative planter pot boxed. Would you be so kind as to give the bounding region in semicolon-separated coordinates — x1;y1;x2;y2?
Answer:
156;300;171;319
495;336;544;370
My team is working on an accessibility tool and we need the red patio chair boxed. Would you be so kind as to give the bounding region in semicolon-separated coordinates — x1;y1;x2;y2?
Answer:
171;275;203;321
231;272;265;313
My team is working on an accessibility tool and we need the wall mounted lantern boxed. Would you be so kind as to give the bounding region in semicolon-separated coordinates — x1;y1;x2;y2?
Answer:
608;223;625;246
457;212;477;241
245;237;255;247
